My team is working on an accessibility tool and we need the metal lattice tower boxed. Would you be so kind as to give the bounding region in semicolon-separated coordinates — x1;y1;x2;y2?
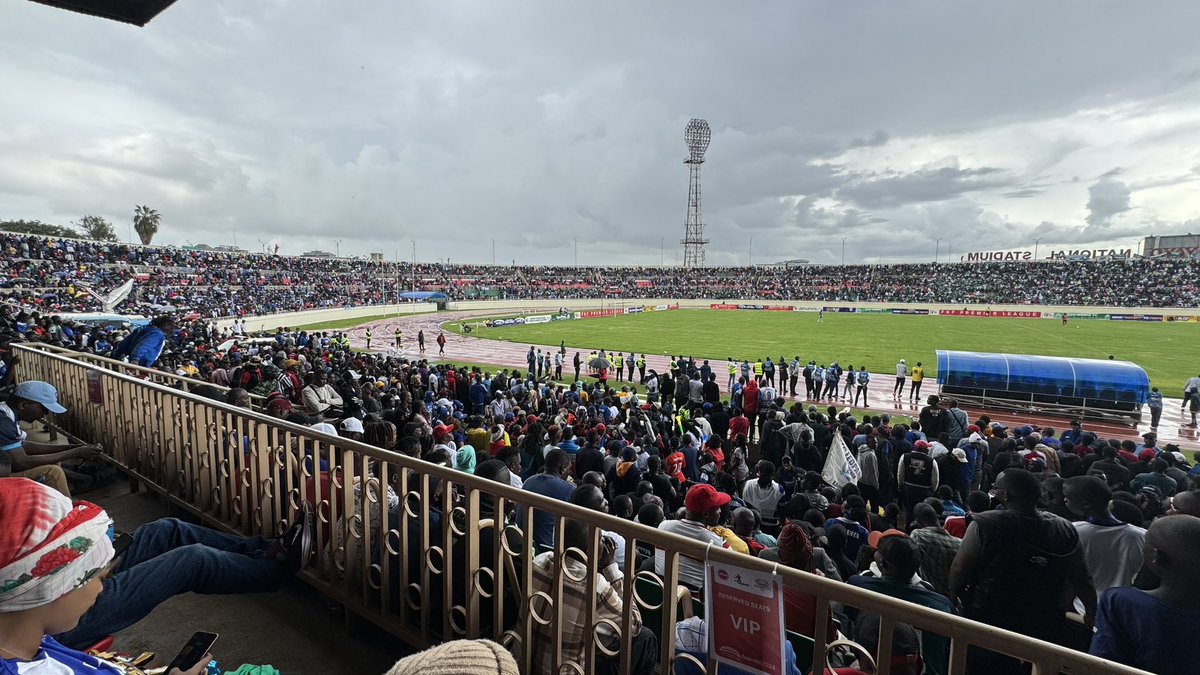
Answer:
680;118;711;267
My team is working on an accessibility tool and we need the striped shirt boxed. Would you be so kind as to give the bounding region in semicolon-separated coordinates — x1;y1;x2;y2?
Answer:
530;552;640;674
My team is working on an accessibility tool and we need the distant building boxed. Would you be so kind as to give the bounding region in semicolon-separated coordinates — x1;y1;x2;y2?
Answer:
1142;234;1200;258
759;259;811;268
369;252;384;262
301;250;336;258
181;243;247;253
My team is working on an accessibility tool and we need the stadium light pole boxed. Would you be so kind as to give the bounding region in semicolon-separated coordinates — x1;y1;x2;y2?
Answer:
333;239;341;257
410;239;416;293
841;237;846;265
574;238;578;267
947;241;952;263
749;236;753;266
1033;237;1042;261
491;238;495;266
934;237;942;263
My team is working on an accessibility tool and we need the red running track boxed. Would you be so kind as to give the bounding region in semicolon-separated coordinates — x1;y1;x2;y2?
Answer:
339;309;1198;450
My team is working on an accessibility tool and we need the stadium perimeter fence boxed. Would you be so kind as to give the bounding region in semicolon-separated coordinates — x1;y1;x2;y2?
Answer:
14;342;1151;675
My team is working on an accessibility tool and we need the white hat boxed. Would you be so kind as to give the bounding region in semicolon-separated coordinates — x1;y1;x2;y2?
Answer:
899;359;906;364
340;417;365;434
310;422;338;436
968;432;984;444
951;448;968;463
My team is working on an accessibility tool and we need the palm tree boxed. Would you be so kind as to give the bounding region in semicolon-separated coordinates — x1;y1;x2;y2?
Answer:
132;205;161;245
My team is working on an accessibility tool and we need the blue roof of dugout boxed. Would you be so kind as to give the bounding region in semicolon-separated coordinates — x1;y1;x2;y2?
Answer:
934;350;1150;404
398;291;449;301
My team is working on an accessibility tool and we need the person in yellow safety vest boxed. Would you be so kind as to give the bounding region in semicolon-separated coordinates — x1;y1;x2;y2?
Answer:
727;359;737;390
753;359;764;380
910;361;925;403
636;355;646;382
365;328;373;349
394;328;403;347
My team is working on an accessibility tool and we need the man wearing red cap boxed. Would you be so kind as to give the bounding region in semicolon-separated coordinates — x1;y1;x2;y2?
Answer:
654;484;730;590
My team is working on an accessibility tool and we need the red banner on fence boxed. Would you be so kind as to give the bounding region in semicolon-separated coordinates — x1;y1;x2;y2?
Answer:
938;309;1042;319
706;560;786;675
577;308;625;319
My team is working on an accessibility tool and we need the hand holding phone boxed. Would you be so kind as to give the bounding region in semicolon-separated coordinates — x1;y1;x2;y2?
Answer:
166;631;217;673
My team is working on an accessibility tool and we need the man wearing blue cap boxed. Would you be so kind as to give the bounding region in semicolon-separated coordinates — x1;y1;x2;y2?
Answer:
0;381;103;497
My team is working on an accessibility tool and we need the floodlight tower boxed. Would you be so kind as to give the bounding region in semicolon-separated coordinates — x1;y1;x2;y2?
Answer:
681;118;711;267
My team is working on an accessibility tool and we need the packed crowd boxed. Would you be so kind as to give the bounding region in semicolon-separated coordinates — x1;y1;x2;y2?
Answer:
4;233;1200;317
2;300;1199;674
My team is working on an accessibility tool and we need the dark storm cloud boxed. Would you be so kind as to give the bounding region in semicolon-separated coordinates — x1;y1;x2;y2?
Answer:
1;0;1199;265
837;166;1016;210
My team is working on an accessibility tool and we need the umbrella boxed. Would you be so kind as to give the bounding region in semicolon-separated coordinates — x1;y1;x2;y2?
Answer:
588;356;611;369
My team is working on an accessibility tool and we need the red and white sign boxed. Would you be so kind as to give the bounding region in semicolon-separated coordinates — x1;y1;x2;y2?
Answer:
937;309;1042;319
706;560;786;675
576;308;625;319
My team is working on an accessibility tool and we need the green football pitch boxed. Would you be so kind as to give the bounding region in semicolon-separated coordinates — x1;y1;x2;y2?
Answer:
454;309;1200;393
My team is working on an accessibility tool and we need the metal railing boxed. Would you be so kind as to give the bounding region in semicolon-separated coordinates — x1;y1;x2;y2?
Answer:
14;342;1150;675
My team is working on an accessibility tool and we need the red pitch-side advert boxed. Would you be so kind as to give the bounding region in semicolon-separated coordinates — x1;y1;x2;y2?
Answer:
706;560;786;675
939;309;1042;319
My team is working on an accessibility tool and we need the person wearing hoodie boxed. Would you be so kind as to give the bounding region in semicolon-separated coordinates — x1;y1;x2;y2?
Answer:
741;378;760;443
606;446;644;499
111;315;174;367
949;468;1095;675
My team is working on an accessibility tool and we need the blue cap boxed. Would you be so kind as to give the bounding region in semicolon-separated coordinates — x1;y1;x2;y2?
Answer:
13;381;67;414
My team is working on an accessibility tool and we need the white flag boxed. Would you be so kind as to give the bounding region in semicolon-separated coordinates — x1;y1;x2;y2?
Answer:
821;433;862;488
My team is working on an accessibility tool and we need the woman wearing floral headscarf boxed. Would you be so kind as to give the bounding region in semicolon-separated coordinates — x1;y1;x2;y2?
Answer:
0;479;206;674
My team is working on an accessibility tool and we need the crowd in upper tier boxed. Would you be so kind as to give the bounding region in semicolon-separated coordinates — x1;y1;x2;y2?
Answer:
3;232;1199;318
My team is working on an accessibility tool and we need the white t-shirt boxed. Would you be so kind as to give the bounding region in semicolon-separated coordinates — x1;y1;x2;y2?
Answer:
1072;519;1147;613
741;480;783;521
655;519;726;589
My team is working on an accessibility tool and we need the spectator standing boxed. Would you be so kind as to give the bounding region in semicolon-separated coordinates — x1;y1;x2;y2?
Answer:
949;469;1095;675
897;441;939;517
1064;476;1145;614
893;359;907;400
1089;515;1200;675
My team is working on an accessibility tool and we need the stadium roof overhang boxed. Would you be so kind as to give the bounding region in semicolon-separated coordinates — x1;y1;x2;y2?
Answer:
398;291;450;302
29;0;180;26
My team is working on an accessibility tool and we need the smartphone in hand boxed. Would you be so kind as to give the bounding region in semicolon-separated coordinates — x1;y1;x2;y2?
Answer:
166;631;218;672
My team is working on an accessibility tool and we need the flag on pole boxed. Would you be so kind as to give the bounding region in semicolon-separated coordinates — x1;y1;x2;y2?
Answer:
822;433;862;488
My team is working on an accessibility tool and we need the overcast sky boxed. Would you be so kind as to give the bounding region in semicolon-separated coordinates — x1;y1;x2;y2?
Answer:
3;1;1199;265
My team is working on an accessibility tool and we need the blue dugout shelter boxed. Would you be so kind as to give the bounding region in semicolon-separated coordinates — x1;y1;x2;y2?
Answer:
935;350;1150;422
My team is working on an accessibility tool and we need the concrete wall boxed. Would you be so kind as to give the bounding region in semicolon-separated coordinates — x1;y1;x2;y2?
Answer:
219;303;435;333
446;298;1200;316
225;298;1200;332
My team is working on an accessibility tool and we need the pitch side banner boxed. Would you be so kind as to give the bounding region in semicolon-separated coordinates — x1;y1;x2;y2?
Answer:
523;314;551;324
1109;314;1165;322
577;308;625;319
939;309;1042;319
891;308;930;315
624;306;644;314
824;307;858;313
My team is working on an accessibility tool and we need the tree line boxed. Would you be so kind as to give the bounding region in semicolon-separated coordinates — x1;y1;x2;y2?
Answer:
0;206;162;245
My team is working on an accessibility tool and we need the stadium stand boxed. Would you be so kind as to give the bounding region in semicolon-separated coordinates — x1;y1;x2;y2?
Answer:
2;231;1197;674
3;233;1199;317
